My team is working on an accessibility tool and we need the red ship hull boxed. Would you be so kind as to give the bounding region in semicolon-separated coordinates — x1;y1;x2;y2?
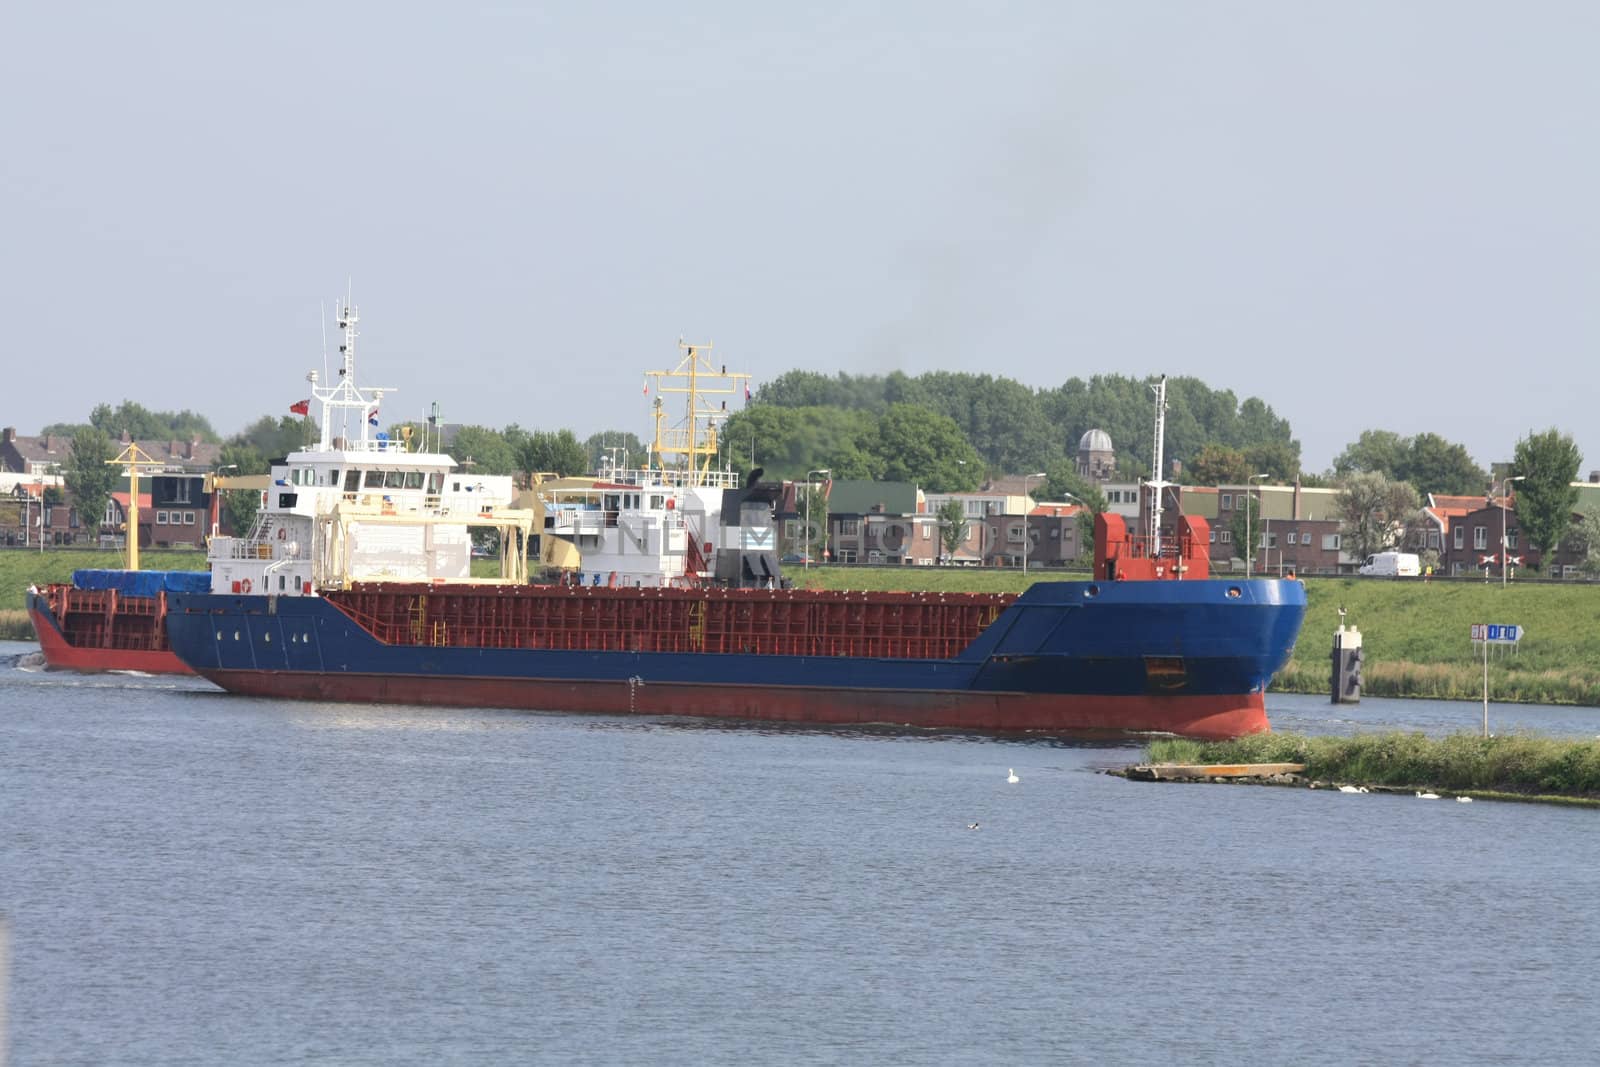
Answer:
194;668;1270;740
25;586;194;675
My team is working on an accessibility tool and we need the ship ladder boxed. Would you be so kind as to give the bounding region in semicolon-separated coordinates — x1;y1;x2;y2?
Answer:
687;600;706;651
431;620;448;647
409;595;428;644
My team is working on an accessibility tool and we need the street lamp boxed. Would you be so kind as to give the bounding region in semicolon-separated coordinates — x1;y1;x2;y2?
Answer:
1021;472;1047;575
1245;474;1268;577
805;469;830;573
1496;474;1525;587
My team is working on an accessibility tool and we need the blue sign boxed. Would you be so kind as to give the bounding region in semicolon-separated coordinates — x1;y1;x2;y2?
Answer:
1471;623;1523;643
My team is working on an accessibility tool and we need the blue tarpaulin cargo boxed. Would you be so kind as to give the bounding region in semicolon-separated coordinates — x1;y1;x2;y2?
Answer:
71;570;211;597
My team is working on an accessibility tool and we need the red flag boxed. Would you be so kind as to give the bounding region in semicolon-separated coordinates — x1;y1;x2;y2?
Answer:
289;399;310;416
744;381;752;400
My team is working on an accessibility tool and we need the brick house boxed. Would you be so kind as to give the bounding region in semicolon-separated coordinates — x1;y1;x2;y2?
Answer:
982;505;1084;568
1436;500;1589;578
1187;481;1355;575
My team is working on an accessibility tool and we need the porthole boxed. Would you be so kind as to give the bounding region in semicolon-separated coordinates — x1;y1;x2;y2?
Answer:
234;630;241;641
1085;585;1100;598
263;632;272;643
1226;586;1242;599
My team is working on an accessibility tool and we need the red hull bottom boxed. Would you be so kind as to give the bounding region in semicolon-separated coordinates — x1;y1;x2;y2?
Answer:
196;670;1271;740
26;604;194;676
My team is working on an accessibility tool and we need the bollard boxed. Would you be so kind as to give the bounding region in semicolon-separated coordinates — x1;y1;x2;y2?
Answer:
1332;623;1362;703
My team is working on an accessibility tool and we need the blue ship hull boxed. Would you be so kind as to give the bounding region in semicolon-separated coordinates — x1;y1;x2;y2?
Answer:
166;578;1307;738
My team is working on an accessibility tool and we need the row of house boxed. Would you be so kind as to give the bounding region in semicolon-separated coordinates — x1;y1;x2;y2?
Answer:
785;474;1600;577
0;427;222;550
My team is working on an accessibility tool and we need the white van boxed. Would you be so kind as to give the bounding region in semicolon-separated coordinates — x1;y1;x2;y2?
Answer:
1359;551;1421;577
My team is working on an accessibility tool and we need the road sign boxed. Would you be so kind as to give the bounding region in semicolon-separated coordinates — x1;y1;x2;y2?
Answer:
1470;623;1523;643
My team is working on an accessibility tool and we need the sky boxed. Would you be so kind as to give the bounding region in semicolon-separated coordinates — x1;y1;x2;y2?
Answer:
3;1;1596;477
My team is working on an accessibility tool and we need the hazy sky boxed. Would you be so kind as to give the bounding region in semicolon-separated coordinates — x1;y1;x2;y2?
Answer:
4;2;1596;476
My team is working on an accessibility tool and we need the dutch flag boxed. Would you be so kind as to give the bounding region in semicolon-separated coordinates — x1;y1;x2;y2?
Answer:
368;405;380;427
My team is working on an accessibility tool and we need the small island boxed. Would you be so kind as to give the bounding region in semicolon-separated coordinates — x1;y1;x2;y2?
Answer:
1114;731;1600;806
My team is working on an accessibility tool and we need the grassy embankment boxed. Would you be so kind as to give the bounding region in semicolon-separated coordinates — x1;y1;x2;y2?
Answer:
792;566;1600;707
1145;732;1600;804
0;549;206;640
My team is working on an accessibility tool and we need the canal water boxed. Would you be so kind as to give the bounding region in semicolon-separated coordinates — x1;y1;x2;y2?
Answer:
3;641;1597;1065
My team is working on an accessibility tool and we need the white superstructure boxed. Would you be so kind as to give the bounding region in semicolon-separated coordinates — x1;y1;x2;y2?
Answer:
541;467;743;588
206;301;531;596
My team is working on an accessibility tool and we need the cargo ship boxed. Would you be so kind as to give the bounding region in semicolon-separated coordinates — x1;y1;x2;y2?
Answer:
161;348;1308;738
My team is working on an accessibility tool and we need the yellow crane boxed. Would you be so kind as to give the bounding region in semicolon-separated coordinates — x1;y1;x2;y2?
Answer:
106;443;167;572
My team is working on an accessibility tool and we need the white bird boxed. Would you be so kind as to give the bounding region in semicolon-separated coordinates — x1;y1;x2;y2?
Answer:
1007;768;1020;784
967;821;981;830
1456;796;1473;803
1338;785;1363;794
1416;791;1440;800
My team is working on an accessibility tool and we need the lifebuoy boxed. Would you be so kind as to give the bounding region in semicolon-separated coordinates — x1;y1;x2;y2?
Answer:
278;528;287;541
241;578;252;594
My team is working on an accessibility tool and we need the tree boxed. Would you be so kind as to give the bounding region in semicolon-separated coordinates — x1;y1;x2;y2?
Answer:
583;430;646;472
235;414;316;460
446;426;518;476
64;428;117;538
1333;430;1408;479
218;443;268;535
1403;433;1484;497
936;499;969;564
869;404;982;491
1335;471;1420;562
517;429;589;480
1187;444;1252;486
1333;428;1484;498
1576;509;1600;579
1243;441;1300;483
1512;429;1582;563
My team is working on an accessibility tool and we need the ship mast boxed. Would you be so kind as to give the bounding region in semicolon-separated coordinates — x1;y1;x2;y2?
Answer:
645;339;751;485
1146;374;1170;556
307;300;397;452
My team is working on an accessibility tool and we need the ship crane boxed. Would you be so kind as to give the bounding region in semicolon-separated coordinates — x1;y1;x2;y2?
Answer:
106;442;169;572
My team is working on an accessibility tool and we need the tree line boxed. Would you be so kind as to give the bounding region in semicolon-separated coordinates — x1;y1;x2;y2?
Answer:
31;377;1594;572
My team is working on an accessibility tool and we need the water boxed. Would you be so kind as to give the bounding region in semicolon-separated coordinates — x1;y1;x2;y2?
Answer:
3;639;1599;1065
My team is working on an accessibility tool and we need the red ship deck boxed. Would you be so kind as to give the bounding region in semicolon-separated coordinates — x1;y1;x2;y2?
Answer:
330;584;1017;660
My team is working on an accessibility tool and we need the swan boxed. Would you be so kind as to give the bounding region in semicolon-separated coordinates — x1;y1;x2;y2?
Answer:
1416;791;1440;799
1007;768;1020;784
1338;785;1363;794
1456;796;1473;803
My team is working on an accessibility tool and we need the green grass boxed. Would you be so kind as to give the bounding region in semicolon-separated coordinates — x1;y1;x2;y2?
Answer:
1146;731;1600;799
0;548;207;611
1285;579;1600;705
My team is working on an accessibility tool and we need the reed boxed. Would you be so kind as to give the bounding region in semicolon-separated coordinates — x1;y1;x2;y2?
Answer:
1147;731;1600;798
0;609;31;641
